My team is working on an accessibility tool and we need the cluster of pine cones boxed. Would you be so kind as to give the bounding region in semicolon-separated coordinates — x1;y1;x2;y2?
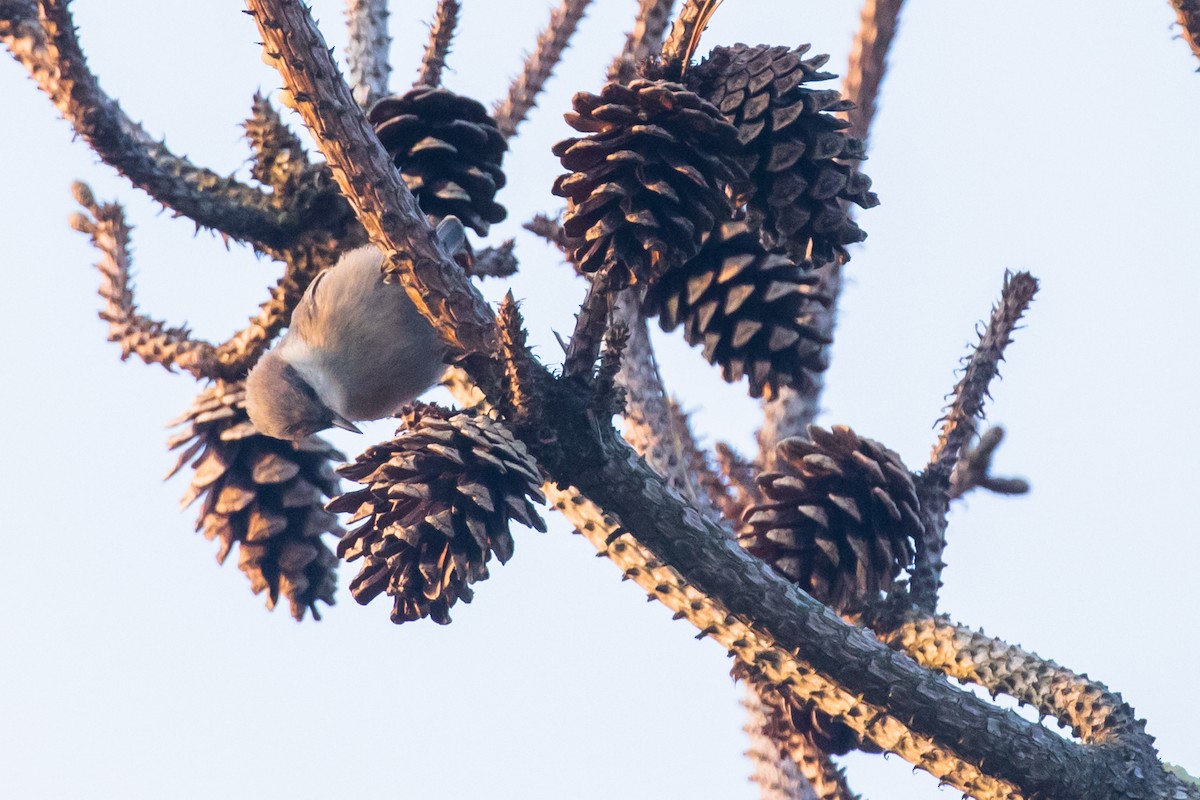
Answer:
554;43;878;400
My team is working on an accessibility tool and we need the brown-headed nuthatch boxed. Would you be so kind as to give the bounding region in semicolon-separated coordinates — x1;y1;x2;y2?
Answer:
246;217;466;440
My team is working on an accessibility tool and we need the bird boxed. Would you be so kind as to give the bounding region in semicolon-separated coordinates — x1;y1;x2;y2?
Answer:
245;217;466;441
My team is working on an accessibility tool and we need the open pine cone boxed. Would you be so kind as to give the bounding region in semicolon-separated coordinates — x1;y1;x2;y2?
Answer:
369;86;507;236
739;425;922;614
329;404;546;625
643;219;831;399
166;382;343;621
689;44;878;266
552;78;745;289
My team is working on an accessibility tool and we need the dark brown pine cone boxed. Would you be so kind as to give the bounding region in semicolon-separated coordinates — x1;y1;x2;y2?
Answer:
166;382;343;621
688;44;878;267
551;78;745;289
740;425;922;614
643;219;831;399
369;87;507;236
329;404;546;626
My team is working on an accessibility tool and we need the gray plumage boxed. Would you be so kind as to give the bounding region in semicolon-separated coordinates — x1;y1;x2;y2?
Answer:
246;221;462;440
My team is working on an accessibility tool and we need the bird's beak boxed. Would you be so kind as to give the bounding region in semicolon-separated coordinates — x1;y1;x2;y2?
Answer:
330;413;362;434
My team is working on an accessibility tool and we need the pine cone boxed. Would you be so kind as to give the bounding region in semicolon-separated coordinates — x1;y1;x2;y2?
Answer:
329;404;546;626
166;382;343;621
689;44;878;266
740;425;922;614
369;87;507;236
643;220;830;399
551;78;745;289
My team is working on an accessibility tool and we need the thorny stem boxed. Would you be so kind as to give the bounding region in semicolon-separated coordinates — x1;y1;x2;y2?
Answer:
345;0;391;106
69;185;220;380
863;601;1151;748
910;271;1038;612
415;0;459;88
613;289;714;511
563;273;613;378
0;1;303;249
493;0;593;140
242;4;1196;799
608;0;676;83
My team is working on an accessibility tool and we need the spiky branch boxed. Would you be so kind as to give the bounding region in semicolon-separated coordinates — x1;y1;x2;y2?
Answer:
608;0;675;83
0;0;308;248
493;0;593;139
416;0;459;88
911;271;1038;612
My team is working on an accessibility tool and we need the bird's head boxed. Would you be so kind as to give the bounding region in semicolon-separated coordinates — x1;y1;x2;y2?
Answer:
245;350;361;441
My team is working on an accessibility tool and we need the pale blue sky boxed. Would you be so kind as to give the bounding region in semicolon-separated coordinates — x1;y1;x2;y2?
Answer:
1;2;1197;798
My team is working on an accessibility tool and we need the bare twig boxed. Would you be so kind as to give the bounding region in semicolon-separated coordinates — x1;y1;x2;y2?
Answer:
1;1;302;248
911;271;1039;612
69;184;220;379
842;0;904;144
1171;0;1200;67
949;426;1030;500
492;0;593;139
608;0;675;83
416;0;459;88
345;0;391;105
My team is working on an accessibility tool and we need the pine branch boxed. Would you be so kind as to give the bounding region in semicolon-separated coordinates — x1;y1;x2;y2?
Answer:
345;0;391;105
911;271;1038;612
1;1;304;248
415;0;459;88
69;183;220;379
608;0;675;84
613;289;715;511
493;0;593;140
563;273;613;377
865;602;1152;748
